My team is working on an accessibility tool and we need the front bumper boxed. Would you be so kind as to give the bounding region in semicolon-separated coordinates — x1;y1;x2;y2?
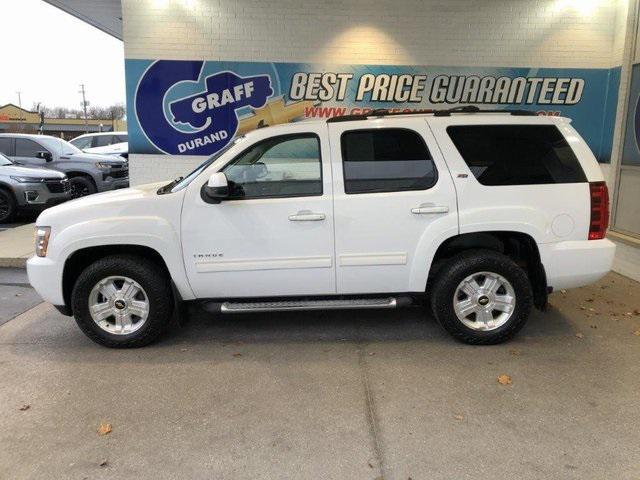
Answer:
14;180;71;210
540;239;616;290
27;255;65;306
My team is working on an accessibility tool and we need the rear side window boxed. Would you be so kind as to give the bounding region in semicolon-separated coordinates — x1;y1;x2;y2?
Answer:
447;125;586;185
341;129;437;194
0;138;12;155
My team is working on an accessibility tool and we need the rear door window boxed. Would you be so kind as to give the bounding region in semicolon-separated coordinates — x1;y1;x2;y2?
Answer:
446;125;586;185
341;128;437;194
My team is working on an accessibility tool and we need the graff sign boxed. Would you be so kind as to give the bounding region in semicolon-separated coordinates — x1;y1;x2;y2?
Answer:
126;60;620;162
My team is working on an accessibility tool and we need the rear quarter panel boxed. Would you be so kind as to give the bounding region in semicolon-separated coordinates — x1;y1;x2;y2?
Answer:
427;116;592;245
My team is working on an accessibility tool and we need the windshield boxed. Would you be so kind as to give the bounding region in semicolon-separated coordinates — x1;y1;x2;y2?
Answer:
39;136;82;155
0;152;12;166
169;136;246;193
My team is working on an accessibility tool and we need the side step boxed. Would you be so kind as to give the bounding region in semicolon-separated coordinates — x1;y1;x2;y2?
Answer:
217;297;399;313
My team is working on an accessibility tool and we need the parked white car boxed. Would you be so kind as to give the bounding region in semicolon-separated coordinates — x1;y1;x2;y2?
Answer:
27;107;615;348
70;132;128;158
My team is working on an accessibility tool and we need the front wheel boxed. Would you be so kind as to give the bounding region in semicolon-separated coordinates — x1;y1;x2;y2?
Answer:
430;250;533;345
0;189;16;223
71;255;173;348
69;176;96;198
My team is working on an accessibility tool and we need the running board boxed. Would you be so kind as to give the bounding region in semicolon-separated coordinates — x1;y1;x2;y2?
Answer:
217;297;399;313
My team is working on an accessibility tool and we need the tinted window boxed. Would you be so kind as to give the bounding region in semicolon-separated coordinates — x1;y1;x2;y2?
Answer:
223;134;322;199
114;134;128;143
447;125;586;185
15;139;47;157
95;135;114;147
0;138;12;155
71;136;93;149
341;129;436;194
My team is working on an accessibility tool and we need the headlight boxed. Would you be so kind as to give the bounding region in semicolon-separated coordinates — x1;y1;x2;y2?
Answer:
11;176;46;183
35;226;51;258
95;162;115;169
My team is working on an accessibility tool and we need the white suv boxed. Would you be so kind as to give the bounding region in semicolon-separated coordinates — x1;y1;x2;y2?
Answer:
27;107;615;348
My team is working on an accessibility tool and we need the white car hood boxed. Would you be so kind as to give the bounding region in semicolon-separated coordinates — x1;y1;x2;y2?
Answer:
37;181;168;226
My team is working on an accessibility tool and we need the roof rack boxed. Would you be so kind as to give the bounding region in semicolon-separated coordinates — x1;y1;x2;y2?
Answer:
326;105;537;123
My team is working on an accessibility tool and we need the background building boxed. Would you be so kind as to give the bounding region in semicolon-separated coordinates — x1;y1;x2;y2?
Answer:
0;103;126;139
44;0;640;279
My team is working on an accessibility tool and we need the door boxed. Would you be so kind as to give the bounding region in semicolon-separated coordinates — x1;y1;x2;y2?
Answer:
181;124;336;298
329;118;459;294
13;138;50;167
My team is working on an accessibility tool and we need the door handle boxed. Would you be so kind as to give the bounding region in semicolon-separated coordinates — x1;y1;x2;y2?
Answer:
411;203;449;215
288;210;326;221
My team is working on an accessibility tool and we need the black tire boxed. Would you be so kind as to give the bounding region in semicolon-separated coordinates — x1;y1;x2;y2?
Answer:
71;255;173;348
430;249;533;345
0;188;16;223
69;176;96;198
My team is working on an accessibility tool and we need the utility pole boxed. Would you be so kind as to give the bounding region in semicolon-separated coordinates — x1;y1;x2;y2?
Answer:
16;91;22;108
79;84;89;133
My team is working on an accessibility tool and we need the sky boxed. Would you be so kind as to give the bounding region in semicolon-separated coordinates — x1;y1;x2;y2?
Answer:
0;0;125;110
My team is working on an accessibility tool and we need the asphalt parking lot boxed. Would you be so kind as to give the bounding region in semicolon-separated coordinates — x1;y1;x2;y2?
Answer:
1;272;639;480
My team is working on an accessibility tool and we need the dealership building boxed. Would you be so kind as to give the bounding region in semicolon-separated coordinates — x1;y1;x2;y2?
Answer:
46;0;640;278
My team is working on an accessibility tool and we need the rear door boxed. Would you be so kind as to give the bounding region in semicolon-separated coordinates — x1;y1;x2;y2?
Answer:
329;118;459;294
428;116;591;243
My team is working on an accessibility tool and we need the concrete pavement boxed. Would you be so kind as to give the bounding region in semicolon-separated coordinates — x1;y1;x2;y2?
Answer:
0;272;639;479
0;223;34;267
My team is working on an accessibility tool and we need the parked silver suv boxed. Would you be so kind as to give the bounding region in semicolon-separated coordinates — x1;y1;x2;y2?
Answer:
0;134;129;198
0;152;71;223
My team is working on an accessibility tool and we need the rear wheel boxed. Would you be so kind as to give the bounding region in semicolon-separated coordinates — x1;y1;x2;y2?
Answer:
430;250;532;345
0;189;16;223
69;176;96;198
71;255;173;348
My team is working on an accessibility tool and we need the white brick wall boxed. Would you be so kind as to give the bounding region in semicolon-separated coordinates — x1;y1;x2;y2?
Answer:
123;0;629;184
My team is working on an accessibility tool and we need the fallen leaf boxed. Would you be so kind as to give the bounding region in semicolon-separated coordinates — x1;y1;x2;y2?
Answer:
180;348;188;352
634;309;640;316
368;352;376;356
625;312;633;317
497;374;512;385
18;404;30;411
97;422;112;436
580;306;586;310
560;289;567;294
367;462;374;469
588;308;596;313
509;348;521;356
99;459;108;467
232;353;242;357
586;298;594;303
453;414;464;421
575;333;584;339
633;330;640;337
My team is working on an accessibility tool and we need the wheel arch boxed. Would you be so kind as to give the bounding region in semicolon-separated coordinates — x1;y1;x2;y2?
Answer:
427;231;548;310
62;244;170;316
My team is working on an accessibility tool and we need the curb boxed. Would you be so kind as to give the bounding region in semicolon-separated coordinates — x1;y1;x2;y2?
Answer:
0;258;27;269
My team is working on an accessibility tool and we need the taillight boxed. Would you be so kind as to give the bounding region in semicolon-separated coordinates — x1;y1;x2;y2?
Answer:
588;181;609;240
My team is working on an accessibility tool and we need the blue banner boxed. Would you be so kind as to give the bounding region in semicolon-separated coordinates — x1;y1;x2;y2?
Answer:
126;59;620;162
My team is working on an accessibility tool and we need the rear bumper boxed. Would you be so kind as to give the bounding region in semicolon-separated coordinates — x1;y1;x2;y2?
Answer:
540;239;616;290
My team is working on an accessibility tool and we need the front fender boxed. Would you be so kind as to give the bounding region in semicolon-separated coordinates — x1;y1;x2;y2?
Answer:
50;215;195;300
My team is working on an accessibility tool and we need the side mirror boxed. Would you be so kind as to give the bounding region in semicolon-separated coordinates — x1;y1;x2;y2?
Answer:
36;151;53;162
201;172;229;203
